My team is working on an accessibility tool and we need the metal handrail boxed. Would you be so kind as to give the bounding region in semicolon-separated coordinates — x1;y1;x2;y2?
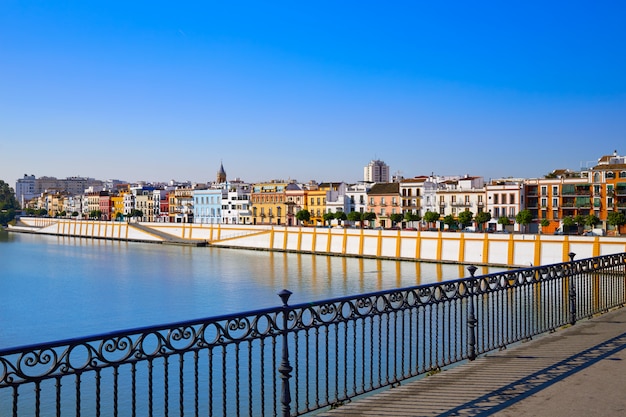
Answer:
1;253;625;416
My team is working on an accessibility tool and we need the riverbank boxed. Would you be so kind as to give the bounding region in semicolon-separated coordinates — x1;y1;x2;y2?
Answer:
8;218;626;267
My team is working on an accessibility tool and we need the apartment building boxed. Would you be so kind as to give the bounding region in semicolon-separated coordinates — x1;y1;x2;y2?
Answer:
250;181;289;225
436;176;485;219
367;182;400;228
399;176;426;218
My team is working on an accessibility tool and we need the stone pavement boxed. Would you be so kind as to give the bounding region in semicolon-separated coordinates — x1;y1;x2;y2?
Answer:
317;306;626;417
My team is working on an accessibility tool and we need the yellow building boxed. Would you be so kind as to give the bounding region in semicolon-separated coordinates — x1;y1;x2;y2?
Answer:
250;181;289;225
111;194;125;220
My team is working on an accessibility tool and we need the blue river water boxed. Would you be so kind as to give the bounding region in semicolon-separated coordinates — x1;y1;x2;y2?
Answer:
0;229;504;349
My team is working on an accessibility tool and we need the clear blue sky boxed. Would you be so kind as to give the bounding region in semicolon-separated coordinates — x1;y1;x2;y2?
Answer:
1;1;625;186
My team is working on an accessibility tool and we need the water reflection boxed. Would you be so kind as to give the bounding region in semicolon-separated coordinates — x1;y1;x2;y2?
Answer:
1;233;506;348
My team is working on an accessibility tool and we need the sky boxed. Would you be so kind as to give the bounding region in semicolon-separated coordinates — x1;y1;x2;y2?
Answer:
1;1;625;187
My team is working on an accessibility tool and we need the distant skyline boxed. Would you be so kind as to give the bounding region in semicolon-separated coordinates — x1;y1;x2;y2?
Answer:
2;1;625;186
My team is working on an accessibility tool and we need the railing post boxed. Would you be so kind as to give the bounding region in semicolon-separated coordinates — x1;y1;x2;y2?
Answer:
568;252;577;325
278;289;293;417
466;265;478;361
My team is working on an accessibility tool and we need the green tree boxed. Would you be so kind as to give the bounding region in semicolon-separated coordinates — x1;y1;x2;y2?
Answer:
475;211;491;231
0;180;19;225
498;216;510;231
607;211;626;236
584;214;600;229
72;211;79;218
362;211;377;228
540;219;550;234
390;213;403;227
89;210;102;219
347;211;363;227
442;214;457;230
457;210;474;229
295;209;310;225
572;214;585;233
37;208;49;216
323;212;335;226
423;211;440;230
403;211;421;229
515;209;533;233
130;209;144;220
334;211;347;226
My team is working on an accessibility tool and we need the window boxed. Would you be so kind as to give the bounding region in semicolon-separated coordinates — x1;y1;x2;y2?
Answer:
552;198;558;207
381;197;386;205
370;197;374;205
552;186;558;196
541;186;547;196
509;194;515;204
494;194;499;204
465;195;470;204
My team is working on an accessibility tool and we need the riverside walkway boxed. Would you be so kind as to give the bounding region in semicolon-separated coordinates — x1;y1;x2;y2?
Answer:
318;306;626;417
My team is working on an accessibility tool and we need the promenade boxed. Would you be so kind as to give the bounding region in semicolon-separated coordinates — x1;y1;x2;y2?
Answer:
318;306;626;417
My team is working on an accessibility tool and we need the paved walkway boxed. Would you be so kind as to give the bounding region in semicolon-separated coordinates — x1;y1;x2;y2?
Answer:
317;306;626;417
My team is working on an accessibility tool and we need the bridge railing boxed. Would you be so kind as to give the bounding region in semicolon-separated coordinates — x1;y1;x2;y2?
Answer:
1;252;625;416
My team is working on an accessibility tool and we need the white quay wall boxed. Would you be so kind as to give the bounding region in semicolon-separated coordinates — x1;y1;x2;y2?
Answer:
14;218;626;267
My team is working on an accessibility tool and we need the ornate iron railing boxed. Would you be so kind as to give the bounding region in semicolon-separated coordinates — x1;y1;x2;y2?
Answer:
1;253;625;416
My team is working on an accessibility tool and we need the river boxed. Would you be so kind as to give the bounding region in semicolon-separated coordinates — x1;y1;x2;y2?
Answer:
0;229;504;348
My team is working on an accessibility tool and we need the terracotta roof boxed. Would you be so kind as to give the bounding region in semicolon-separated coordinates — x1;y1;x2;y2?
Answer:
400;176;428;183
368;182;400;195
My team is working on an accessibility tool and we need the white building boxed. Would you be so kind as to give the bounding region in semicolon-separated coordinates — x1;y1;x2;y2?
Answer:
193;189;223;224
221;182;251;224
364;159;389;183
15;174;36;208
345;182;372;215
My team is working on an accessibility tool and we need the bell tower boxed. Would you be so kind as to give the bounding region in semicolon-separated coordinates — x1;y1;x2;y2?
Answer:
217;161;227;184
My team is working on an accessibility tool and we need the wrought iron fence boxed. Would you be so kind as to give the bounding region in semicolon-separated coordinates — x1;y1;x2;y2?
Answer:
1;252;625;416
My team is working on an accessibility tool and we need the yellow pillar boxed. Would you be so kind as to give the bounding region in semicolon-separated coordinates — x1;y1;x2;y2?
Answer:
326;228;332;253
562;236;571;262
534;235;542;266
395;229;402;258
297;227;302;251
312;227;317;253
342;228;348;255
359;229;364;256
458;233;465;263
415;231;422;259
593;237;600;257
482;234;489;265
436;232;443;262
269;228;275;250
283;226;289;250
376;230;383;258
507;233;515;266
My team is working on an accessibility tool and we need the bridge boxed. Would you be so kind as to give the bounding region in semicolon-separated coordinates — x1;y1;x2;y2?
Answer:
1;252;625;416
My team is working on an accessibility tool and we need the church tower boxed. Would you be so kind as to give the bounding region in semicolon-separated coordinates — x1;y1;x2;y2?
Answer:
217;161;227;184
